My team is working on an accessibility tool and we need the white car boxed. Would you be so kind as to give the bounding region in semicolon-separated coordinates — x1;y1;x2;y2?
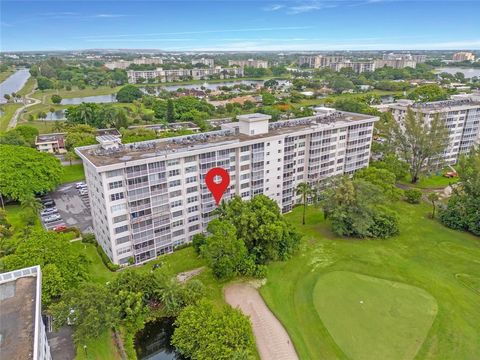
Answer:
40;208;58;216
43;214;61;223
79;189;88;196
75;182;86;189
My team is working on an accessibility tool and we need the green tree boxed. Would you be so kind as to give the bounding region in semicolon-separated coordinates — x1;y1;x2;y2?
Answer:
371;154;409;181
407;84;449;102
390;108;449;183
354;167;403;200
427;192;440;218
64;151;77;165
200;219;250;279
116;84;144;103
20;194;42;214
321;177;399;239
51;94;62;104
296;182;313;225
261;92;276;106
2;230;89;305
218;195;301;264
0;145;62;200
49;283;116;343
330;76;355;93
172;300;255;360
166;99;175;123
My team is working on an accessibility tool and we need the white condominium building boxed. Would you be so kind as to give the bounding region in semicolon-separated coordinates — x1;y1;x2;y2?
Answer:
127;67;243;83
390;96;480;165
228;59;269;68
192;58;215;68
297;55;345;69
330;61;376;73
375;59;417;69
0;266;52;360
104;57;163;70
75;112;378;265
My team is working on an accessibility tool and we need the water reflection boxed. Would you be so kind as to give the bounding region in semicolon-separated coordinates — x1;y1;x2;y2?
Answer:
0;69;31;104
135;318;184;360
60;94;117;105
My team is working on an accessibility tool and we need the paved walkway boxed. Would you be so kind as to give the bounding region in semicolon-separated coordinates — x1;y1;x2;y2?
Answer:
224;283;299;360
7;86;41;129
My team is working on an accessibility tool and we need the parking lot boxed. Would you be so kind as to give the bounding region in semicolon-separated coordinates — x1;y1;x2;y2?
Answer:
39;182;93;233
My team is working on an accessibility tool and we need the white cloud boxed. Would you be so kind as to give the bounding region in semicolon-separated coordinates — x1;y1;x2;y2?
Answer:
264;4;285;11
93;14;126;18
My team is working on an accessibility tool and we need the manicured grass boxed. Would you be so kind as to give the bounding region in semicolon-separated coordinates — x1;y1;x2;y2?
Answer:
61;164;86;183
260;202;480;359
313;271;437;360
0;68;15;83
0;103;22;131
4;204;42;234
17;77;36;96
31;86;122;103
399;169;459;189
74;330;121;360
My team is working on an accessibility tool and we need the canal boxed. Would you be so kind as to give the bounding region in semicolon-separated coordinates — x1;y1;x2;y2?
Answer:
0;68;31;103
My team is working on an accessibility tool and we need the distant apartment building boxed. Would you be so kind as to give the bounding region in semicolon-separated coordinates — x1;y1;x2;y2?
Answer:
127;67;243;84
0;266;52;360
35;129;121;154
191;58;215;68
390;96;480;165
382;53;426;63
375;59;417;69
331;61;376;73
297;55;345;68
452;52;476;62
105;57;163;70
75;111;378;265
228;59;269;68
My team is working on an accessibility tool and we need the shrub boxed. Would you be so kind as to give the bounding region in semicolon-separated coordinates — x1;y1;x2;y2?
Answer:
192;233;206;255
404;188;422;204
368;208;400;238
81;233;96;244
96;244;120;271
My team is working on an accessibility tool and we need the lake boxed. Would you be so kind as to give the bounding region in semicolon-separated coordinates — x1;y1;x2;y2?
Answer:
434;67;480;78
58;79;290;104
60;94;117;105
0;69;31;104
135;318;184;360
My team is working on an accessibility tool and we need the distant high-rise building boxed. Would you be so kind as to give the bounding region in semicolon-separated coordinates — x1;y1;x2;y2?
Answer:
297;55;345;69
228;59;269;69
390;95;480;165
452;52;476;62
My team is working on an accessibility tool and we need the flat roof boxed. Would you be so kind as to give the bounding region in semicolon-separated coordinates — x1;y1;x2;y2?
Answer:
76;111;376;168
0;276;37;360
391;98;480;111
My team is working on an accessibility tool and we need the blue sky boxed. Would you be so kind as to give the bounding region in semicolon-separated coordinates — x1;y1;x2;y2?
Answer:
1;1;479;52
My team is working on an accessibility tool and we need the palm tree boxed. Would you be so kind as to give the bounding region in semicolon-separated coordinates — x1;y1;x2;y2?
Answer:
296;182;313;225
427;192;440;218
20;195;42;214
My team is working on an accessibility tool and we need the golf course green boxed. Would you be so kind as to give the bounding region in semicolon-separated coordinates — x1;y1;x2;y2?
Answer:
260;201;480;359
313;271;437;360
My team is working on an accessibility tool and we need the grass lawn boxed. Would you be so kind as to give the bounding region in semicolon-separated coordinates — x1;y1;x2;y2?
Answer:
74;330;121;360
314;271;437;360
17;77;36;97
31;86;122;103
399;168;460;189
0;103;22;132
260;202;480;360
0;68;15;83
4;204;43;233
61;164;86;183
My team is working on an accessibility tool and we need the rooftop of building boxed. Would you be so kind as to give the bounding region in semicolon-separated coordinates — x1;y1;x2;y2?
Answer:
0;268;39;360
391;97;480;111
36;128;121;144
76;111;376;168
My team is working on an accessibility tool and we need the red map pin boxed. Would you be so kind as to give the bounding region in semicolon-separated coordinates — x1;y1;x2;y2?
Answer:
205;167;230;205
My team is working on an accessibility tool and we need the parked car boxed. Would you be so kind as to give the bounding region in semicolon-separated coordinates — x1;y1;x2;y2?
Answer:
75;182;86;189
43;214;62;223
444;171;458;178
53;225;68;232
43;214;61;223
40;208;58;216
43;201;56;208
79;189;88;196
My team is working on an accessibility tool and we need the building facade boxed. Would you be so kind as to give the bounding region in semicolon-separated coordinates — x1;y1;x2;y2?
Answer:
76;112;378;265
330;61;376;73
452;52;476;62
127;67;243;84
297;55;346;69
375;59;417;69
390;97;480;165
191;58;215;68
228;59;269;68
0;266;52;360
105;57;163;70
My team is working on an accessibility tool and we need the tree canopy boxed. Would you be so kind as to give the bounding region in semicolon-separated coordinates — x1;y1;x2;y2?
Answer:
1;231;89;305
0;144;62;200
172;300;255;360
116;84;144;103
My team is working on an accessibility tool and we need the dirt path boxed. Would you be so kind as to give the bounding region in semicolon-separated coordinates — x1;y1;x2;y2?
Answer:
176;267;204;283
224;283;299;360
